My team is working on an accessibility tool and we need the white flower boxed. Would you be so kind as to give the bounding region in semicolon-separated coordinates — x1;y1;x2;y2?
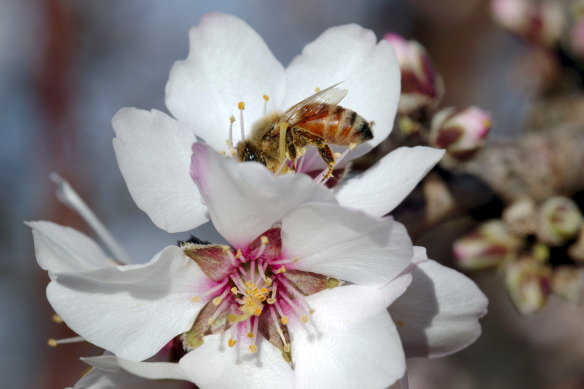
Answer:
112;12;444;233
42;144;415;388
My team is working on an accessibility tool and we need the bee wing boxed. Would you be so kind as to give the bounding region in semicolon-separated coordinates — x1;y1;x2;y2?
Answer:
284;83;348;127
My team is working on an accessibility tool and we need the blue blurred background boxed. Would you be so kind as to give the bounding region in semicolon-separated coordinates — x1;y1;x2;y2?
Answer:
3;0;582;388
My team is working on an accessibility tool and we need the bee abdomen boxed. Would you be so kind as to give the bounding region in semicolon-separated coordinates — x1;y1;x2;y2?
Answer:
334;110;373;145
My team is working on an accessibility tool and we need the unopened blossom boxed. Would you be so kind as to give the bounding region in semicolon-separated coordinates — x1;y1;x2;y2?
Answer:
490;0;565;47
551;266;582;304
536;196;583;246
113;13;444;233
42;144;416;388
453;220;521;270
505;257;551;315
384;33;443;116
429;106;492;160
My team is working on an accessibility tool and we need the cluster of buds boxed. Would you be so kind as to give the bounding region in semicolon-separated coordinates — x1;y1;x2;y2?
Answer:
385;33;492;161
454;196;584;315
490;0;565;47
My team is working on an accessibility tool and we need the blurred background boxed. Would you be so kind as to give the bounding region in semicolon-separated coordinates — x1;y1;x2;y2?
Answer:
2;0;584;388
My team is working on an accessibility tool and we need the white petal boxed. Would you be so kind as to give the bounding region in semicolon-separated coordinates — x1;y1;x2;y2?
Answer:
47;246;208;361
389;247;488;358
178;334;294;389
27;221;110;276
282;203;413;286
166;12;286;152
77;355;187;388
112;108;207;233
336;146;444;217
380;272;413;307
291;286;405;389
284;23;400;158
190;143;335;247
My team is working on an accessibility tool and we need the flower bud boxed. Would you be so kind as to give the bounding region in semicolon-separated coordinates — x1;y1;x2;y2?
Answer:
536;196;583;246
384;33;444;116
551;266;582;304
568;226;584;263
503;197;537;237
429;107;492;159
490;0;565;47
505;258;551;315
453;220;521;270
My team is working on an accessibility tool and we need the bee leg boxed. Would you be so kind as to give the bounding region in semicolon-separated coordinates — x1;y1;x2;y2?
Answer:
293;128;335;178
286;129;298;169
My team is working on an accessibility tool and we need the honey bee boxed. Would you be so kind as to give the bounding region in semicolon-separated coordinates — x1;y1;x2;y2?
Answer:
236;83;374;178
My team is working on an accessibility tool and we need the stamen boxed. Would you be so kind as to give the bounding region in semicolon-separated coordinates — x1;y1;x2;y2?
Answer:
47;336;85;347
257;262;268;284
52;314;63;324
314;87;321;93
274;265;287;274
270;307;290;351
278;122;289;163
270;257;298;265
254;236;269;258
295;155;305;173
212;287;231;306
235;249;245;261
274;158;288;175
228;338;237;348
248;317;260;353
238;102;246;140
50;173;132;265
262;94;269;115
273;300;289;325
226;115;236;157
209;297;231;325
280;291;311;323
190;279;229;303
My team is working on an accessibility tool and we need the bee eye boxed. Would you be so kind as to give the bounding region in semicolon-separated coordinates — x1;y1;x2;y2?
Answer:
244;149;257;161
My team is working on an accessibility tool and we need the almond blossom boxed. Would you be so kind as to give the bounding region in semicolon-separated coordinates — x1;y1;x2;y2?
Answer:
39;144;416;388
112;12;444;233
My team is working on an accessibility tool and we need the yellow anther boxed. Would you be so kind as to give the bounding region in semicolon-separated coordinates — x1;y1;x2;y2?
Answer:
301;316;310;323
247;332;254;338
238;101;245;110
191;296;201;303
229;115;236;123
280;316;289;325
275;265;287;274
227;314;238;323
334;152;341;158
265;278;273;286
52;314;63;324
262;94;270;102
260;235;269;245
231;287;239;295
349;142;357;150
212;297;223;306
47;339;58;347
314;87;321;93
249;344;258;353
267;297;276;304
236;249;243;259
254;308;263;316
228;338;237;348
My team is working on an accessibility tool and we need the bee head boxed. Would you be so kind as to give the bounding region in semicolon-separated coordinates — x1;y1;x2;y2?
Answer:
236;141;265;164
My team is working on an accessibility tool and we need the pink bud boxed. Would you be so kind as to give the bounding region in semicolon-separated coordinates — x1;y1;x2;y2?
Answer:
384;33;443;115
505;258;551;315
453;220;521;270
490;0;564;47
430;106;492;159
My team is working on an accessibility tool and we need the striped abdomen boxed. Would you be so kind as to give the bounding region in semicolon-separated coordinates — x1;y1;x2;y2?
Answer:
296;104;373;146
